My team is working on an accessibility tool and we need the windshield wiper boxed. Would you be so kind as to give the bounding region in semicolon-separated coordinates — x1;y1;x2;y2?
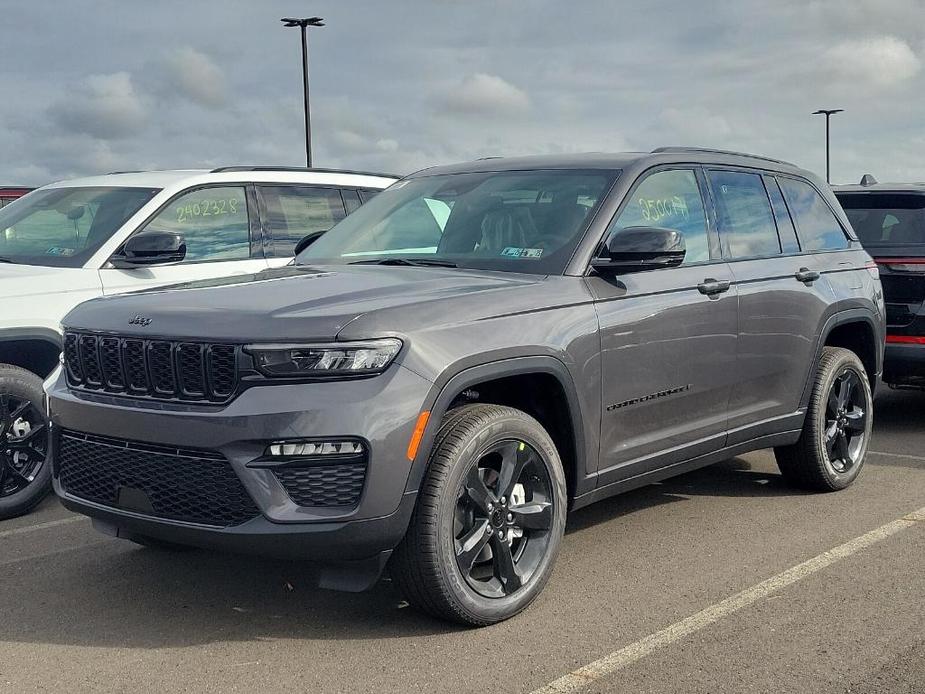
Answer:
349;257;458;268
0;256;16;264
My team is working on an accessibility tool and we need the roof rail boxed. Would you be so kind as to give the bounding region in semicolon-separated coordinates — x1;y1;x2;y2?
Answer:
209;166;398;179
107;170;143;175
651;147;796;167
859;173;878;186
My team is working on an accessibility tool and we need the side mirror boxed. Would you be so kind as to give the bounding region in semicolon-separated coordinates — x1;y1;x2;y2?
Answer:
591;226;685;273
111;231;186;268
293;230;326;256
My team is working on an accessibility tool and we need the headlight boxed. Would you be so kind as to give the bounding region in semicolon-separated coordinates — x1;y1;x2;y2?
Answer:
246;338;402;377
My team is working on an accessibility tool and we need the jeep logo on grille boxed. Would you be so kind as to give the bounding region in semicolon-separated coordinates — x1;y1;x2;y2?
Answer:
128;315;152;327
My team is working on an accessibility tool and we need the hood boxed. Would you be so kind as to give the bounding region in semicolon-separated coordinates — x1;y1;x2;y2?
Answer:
0;263;100;300
62;264;543;342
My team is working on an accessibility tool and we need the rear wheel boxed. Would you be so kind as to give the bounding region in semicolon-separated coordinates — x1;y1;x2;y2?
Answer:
391;404;567;626
0;365;52;520
775;347;872;491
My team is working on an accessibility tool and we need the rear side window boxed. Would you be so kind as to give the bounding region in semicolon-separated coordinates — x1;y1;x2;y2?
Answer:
779;178;849;251
837;193;925;246
764;175;800;253
358;188;381;204
707;170;780;258
611;169;711;264
259;186;347;257
342;188;362;214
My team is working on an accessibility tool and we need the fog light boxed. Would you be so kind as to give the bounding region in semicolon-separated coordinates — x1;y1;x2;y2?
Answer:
266;440;364;457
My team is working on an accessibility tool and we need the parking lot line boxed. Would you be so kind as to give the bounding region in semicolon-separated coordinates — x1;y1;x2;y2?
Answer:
869;450;925;462
0;515;86;539
529;505;925;694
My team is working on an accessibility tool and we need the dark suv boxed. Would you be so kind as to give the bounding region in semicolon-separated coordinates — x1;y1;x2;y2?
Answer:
835;178;925;388
48;149;883;625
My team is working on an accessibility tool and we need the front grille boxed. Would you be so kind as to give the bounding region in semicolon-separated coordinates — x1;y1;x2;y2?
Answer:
274;461;367;507
57;430;259;527
64;331;239;403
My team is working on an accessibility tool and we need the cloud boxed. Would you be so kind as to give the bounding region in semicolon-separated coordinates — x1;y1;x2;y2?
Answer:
47;72;146;139
162;47;227;108
440;73;530;115
824;35;921;86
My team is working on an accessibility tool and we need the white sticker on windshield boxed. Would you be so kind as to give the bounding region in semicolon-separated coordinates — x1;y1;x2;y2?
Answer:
46;247;75;256
501;247;543;259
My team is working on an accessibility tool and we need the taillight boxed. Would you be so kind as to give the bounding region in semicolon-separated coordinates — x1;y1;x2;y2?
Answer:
886;335;925;344
875;258;925;273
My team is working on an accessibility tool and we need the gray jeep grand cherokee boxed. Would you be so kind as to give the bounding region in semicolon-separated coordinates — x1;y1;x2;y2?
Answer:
47;148;884;625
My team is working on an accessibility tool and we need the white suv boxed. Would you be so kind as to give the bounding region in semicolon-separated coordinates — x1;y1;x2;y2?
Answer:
0;166;397;518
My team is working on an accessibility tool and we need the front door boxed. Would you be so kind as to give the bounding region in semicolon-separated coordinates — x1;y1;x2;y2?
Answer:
99;184;268;294
591;167;738;485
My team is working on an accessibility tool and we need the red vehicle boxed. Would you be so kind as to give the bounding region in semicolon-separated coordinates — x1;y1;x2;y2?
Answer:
0;187;32;208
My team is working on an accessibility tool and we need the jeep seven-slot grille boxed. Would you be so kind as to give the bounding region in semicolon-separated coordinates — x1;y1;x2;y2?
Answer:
64;331;239;403
57;430;259;527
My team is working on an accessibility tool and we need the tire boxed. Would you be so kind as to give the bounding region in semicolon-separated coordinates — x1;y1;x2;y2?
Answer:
0;365;53;520
391;404;567;626
775;347;873;492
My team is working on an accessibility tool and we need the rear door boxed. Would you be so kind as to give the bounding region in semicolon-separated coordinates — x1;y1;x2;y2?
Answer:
256;185;348;267
708;170;832;442
99;184;268;294
591;167;738;485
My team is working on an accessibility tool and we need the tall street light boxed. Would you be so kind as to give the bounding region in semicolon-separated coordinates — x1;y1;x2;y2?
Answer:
281;16;325;167
811;108;844;184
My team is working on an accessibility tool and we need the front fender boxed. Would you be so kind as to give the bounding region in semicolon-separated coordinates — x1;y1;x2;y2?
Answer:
402;355;595;498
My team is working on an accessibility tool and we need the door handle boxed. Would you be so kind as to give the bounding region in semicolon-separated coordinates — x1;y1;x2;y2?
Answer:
697;278;731;297
795;267;820;284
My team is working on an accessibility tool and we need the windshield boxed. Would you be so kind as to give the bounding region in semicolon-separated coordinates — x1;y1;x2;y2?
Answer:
838;193;925;247
297;169;618;274
0;186;160;267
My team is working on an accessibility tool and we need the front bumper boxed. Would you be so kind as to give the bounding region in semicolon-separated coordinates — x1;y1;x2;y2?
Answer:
48;363;432;561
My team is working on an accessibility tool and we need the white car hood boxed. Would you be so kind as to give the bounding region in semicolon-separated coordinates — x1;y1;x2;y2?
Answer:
0;264;98;299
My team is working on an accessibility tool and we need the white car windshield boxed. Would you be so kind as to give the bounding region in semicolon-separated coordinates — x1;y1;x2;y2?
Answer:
0;186;159;267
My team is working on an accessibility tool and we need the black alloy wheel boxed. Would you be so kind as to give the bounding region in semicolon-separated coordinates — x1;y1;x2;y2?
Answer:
0;392;48;499
454;439;555;598
775;346;872;492
392;403;567;626
824;367;868;474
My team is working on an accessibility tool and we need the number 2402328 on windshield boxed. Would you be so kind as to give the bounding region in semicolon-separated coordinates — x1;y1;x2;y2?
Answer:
176;198;239;223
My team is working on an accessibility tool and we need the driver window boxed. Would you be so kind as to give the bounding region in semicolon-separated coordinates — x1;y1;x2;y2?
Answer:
610;169;710;264
139;186;251;263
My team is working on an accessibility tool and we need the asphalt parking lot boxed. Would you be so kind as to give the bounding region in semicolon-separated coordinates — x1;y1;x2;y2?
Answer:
1;387;923;694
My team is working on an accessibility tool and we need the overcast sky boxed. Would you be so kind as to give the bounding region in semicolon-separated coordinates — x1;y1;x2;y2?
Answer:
2;0;924;186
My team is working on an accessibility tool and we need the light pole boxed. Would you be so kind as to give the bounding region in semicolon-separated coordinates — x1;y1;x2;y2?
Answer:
281;16;325;167
811;108;844;184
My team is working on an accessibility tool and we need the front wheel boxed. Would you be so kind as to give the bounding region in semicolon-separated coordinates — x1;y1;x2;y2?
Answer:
775;347;873;492
0;365;53;519
391;404;567;626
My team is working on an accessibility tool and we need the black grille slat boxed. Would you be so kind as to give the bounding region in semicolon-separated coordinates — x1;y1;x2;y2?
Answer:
57;430;259;527
63;331;239;403
147;341;177;395
274;462;367;507
208;346;237;398
123;339;148;393
177;344;206;396
78;335;102;386
64;333;82;382
99;338;125;389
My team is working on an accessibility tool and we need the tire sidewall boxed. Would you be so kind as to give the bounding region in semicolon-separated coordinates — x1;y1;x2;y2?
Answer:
811;351;872;490
0;367;53;519
432;411;567;623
